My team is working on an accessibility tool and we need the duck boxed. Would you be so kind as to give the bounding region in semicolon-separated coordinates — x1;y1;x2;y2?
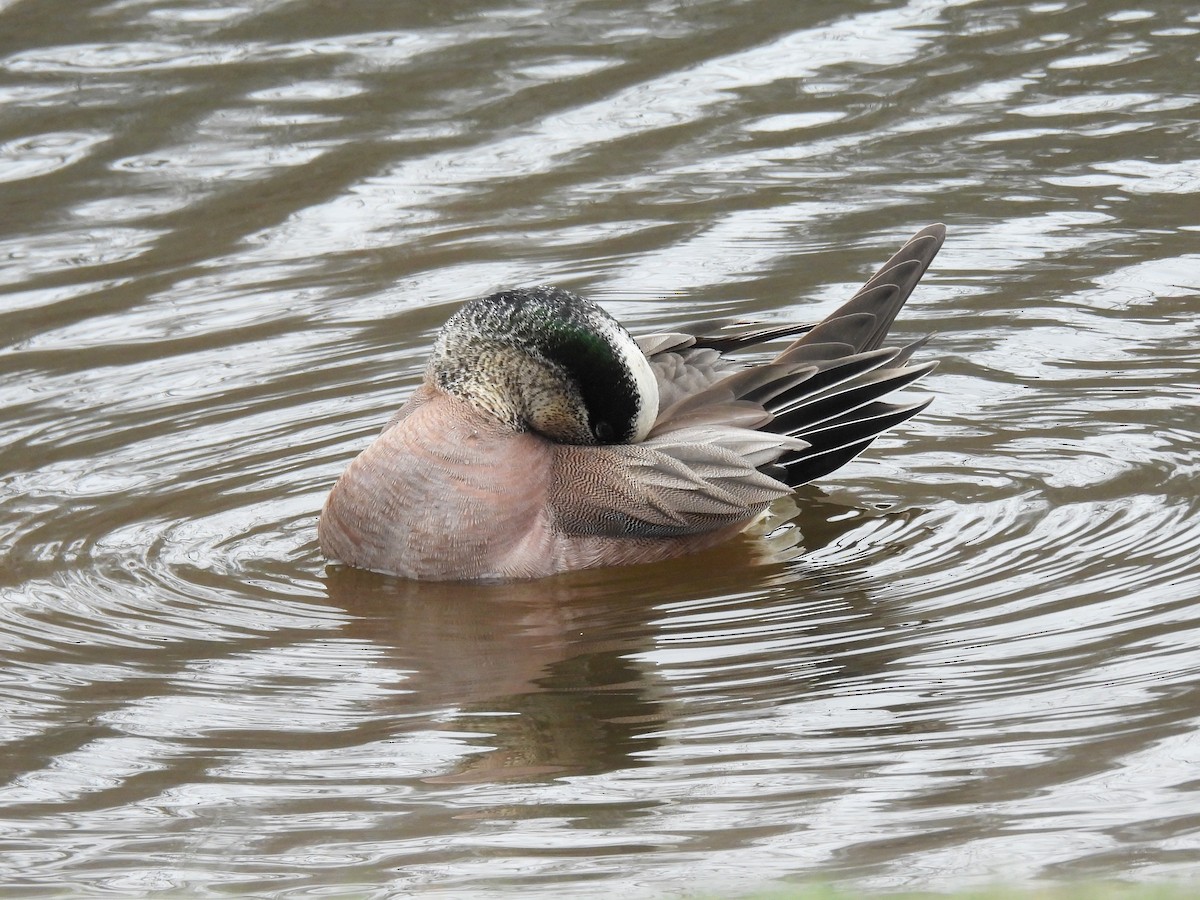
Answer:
318;223;945;581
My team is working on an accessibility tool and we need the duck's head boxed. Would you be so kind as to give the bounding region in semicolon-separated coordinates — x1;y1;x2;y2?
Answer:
429;286;659;445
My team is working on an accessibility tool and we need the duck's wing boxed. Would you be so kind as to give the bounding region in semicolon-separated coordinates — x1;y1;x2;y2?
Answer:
549;422;802;539
550;348;829;541
636;322;818;410
640;341;739;411
633;222;943;417
636;321;814;359
593;224;945;532
761;223;944;484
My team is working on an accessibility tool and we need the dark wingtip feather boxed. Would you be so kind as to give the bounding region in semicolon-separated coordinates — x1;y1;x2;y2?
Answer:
759;225;944;487
687;320;815;352
779;396;935;486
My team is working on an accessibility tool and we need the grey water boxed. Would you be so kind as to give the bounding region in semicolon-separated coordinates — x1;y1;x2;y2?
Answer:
1;0;1199;896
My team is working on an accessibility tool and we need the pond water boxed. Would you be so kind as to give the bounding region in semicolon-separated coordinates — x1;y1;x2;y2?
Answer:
1;0;1199;896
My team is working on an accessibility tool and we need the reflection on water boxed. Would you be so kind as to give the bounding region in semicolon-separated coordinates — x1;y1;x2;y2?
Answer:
321;493;901;785
1;0;1199;895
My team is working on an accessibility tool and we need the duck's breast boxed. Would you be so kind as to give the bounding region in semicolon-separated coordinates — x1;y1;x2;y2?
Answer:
318;390;556;580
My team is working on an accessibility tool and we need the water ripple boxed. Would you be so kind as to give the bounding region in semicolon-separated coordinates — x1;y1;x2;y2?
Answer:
1;0;1199;896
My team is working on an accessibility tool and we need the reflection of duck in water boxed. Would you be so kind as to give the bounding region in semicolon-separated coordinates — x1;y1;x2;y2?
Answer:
319;225;944;580
323;498;922;784
324;564;669;782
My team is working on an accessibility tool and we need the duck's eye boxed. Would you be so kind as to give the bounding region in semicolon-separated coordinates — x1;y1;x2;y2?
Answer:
593;420;615;443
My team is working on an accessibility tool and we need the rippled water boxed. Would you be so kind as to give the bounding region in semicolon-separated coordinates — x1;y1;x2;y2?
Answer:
2;0;1199;895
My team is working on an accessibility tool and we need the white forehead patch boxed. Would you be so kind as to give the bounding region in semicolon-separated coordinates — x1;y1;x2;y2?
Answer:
595;314;659;443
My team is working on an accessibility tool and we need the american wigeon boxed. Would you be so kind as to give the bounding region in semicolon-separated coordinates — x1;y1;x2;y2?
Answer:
319;224;945;580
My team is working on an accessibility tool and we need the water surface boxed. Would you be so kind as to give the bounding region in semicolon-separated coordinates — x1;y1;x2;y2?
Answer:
2;0;1199;896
